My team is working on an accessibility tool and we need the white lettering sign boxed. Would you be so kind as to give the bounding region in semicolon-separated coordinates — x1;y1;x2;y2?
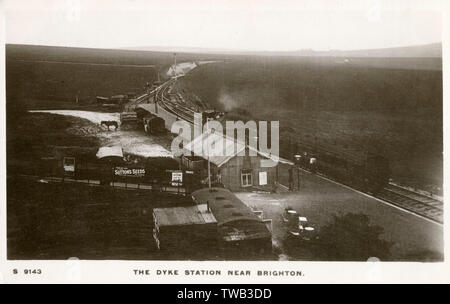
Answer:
171;172;183;186
259;171;267;186
114;167;146;177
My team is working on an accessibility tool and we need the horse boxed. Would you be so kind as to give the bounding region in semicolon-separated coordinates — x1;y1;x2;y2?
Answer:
100;120;119;131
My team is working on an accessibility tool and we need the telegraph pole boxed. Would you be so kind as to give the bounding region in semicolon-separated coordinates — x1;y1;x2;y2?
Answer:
208;150;212;191
207;118;212;191
173;52;177;79
157;65;161;83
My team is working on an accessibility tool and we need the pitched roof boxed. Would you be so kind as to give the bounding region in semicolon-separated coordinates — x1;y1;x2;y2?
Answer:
191;187;261;226
183;131;293;167
183;131;243;167
153;204;217;227
191;187;271;241
96;146;123;159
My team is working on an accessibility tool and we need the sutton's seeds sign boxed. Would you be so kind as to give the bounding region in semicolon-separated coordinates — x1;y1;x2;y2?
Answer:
114;167;146;177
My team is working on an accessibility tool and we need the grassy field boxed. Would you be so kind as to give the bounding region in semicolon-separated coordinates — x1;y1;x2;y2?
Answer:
6;44;229;107
7;177;202;260
7;112;101;170
177;56;442;112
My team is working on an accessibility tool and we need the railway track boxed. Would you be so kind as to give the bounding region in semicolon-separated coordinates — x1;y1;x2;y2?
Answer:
156;78;196;124
376;184;443;224
122;84;161;111
127;77;199;126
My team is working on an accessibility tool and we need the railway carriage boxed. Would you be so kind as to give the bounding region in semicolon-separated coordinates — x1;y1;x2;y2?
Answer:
295;150;389;194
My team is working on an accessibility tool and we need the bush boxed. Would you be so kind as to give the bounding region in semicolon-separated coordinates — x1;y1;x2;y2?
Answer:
315;213;392;261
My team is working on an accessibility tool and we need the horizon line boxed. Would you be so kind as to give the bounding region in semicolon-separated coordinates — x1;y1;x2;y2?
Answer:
5;41;443;55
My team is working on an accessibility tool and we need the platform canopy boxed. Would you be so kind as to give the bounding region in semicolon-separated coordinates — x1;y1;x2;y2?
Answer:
96;146;124;159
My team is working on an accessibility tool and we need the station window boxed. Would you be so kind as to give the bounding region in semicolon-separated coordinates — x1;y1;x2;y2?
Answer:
241;170;252;187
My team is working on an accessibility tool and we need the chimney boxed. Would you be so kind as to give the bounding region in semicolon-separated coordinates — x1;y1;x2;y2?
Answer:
206;200;211;213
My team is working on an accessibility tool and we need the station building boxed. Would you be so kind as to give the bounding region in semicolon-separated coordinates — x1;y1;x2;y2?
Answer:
182;131;293;192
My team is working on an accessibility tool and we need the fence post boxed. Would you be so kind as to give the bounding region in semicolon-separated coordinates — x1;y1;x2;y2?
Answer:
62;159;65;183
86;160;90;185
276;165;279;184
111;165;114;188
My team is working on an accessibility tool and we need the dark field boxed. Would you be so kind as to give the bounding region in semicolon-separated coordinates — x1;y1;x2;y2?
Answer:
6;44;228;107
177;56;443;193
7;177;198;260
6;112;101;177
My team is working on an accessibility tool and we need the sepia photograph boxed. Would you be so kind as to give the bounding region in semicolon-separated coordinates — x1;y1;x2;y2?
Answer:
0;0;448;284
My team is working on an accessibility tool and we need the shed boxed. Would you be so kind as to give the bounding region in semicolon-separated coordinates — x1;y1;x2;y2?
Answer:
191;187;272;255
110;94;127;103
135;104;166;134
96;96;109;103
152;204;218;251
143;115;165;134
183;132;293;191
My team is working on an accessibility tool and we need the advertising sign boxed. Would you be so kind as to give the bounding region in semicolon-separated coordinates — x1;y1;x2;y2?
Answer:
259;171;267;186
171;171;183;186
63;157;75;174
114;167;146;177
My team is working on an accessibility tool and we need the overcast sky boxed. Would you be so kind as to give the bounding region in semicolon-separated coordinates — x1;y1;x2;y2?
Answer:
3;0;444;51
